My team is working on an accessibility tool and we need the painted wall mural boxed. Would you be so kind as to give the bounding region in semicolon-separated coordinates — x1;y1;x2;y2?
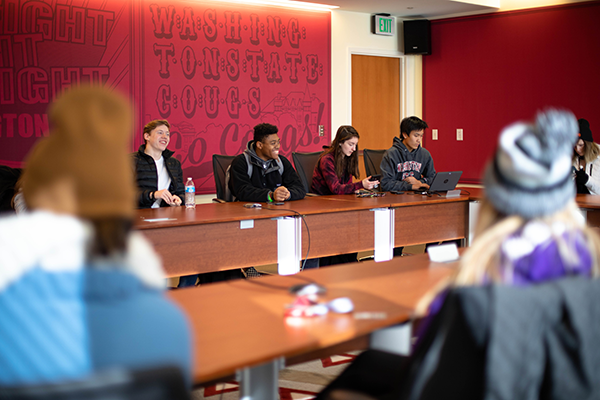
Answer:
0;0;331;193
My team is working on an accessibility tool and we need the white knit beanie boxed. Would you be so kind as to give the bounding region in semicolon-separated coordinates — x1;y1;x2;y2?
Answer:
484;109;578;219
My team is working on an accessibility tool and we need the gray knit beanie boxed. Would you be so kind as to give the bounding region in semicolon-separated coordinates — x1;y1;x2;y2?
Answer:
483;109;578;219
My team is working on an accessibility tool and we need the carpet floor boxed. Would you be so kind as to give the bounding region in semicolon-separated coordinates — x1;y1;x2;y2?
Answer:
192;352;358;400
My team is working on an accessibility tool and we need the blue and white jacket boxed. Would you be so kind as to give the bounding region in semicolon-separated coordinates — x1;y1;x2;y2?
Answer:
0;211;192;386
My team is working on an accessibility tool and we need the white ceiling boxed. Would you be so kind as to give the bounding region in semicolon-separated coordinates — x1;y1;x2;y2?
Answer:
300;0;497;18
295;0;592;19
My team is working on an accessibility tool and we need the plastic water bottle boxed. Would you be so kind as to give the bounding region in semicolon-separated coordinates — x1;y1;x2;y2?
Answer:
185;177;195;208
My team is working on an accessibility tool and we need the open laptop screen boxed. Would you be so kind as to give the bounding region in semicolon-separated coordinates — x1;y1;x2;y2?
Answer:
428;171;462;192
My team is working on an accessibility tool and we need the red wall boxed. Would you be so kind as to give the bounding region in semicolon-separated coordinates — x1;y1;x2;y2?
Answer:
0;0;331;194
423;1;600;183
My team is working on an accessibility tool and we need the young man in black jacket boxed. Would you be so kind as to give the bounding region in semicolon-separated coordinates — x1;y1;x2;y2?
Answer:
132;120;184;208
229;123;306;202
133;120;197;287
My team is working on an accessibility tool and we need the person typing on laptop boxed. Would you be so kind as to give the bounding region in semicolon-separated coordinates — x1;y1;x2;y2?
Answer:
380;116;436;192
381;116;437;257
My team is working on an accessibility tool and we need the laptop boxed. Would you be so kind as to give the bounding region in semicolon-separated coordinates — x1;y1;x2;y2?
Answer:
420;171;462;193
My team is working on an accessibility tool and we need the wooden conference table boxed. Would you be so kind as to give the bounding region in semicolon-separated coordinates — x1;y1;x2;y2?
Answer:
167;252;455;396
575;194;600;227
136;202;291;277
136;193;469;277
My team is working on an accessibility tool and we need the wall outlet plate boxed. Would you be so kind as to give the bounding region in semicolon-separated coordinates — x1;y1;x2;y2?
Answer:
432;129;438;140
319;125;324;136
457;128;463;141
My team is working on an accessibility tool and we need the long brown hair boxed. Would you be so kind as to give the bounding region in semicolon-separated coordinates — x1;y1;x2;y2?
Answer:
573;139;600;165
322;125;360;179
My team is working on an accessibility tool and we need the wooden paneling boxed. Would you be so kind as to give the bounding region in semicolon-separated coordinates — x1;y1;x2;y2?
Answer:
394;201;468;247
141;219;279;276
588;215;600;229
351;54;400;150
301;210;375;257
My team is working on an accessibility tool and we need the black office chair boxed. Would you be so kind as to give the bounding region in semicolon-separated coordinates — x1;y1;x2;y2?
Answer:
0;366;190;400
362;149;386;177
212;154;236;203
292;151;323;195
0;165;22;213
211;154;264;277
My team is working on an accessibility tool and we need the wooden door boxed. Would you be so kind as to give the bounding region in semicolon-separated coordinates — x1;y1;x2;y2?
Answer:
351;54;401;180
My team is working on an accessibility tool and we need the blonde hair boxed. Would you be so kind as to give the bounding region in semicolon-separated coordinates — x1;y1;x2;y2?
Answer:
416;198;600;315
574;140;600;165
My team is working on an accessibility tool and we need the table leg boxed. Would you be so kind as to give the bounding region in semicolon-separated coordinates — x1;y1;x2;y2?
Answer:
468;200;481;246
276;216;301;275
372;208;394;262
369;322;412;356
238;357;284;400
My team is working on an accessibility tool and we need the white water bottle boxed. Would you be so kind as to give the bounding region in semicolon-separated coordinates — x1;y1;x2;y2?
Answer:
185;177;195;208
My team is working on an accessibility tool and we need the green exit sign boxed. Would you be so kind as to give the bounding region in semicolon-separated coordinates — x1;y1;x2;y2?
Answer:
373;15;395;36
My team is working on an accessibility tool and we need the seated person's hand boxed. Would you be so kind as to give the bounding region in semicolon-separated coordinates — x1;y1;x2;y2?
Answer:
274;186;290;202
412;182;430;190
404;176;429;190
362;177;379;190
154;189;178;206
171;196;182;206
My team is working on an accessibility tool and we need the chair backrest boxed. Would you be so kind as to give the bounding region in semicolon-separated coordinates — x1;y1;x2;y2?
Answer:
0;366;190;400
212;154;236;202
292;151;323;193
362;149;386;177
0;165;22;213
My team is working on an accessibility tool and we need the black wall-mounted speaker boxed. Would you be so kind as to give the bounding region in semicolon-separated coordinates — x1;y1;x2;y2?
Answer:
403;20;431;55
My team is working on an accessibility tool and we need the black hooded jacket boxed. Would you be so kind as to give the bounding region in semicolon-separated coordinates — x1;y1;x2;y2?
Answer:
381;137;436;192
228;140;306;202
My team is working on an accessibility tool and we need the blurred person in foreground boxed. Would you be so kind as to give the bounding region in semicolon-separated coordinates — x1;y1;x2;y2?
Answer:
316;109;600;400
0;86;192;386
417;109;600;315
